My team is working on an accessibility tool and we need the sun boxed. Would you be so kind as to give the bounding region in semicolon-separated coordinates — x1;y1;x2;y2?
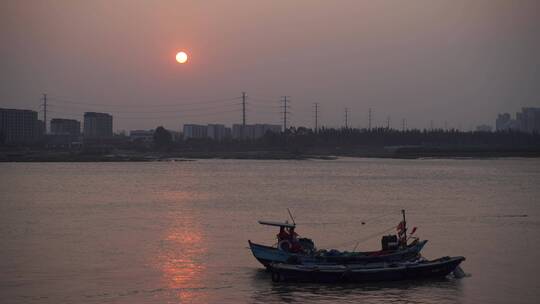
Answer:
176;51;188;64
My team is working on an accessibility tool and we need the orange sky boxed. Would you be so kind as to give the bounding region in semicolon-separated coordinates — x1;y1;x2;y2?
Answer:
1;0;539;131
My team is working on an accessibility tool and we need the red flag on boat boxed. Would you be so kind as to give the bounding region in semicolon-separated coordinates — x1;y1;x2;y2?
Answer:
396;221;405;232
410;227;417;235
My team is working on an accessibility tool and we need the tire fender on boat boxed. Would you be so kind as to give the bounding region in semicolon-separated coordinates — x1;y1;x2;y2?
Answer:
278;240;292;252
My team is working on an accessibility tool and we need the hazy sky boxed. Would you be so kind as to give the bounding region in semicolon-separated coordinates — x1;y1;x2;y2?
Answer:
1;0;539;131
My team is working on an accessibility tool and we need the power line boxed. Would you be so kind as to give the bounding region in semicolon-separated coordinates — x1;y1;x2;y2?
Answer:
248;96;280;103
15;93;439;130
46;95;241;108
248;104;280;110
46;101;242;114
248;99;280;107
46;108;240;120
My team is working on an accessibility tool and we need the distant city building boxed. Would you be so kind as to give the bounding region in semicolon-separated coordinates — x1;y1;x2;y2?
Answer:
496;107;540;133
169;130;183;142
183;124;207;139
129;129;154;143
254;124;281;138
83;112;113;138
207;124;231;141
475;124;492;132
232;124;245;139
232;124;281;140
0;108;41;144
50;118;80;139
496;113;512;131
519;107;540;133
182;123;281;141
37;120;45;136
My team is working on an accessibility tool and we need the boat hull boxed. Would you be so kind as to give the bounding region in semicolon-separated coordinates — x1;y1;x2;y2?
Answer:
270;256;465;283
248;240;428;268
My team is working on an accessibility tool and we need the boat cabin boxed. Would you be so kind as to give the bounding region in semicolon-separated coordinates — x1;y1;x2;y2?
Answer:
258;220;315;254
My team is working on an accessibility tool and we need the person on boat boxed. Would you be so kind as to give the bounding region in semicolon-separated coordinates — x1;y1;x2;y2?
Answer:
277;226;290;241
288;226;299;240
287;227;304;253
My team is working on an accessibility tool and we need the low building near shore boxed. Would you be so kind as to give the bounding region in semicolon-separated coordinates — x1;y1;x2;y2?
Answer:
232;124;281;140
129;129;154;143
51;118;81;139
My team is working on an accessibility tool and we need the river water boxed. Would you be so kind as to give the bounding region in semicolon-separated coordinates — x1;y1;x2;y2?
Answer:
1;158;539;303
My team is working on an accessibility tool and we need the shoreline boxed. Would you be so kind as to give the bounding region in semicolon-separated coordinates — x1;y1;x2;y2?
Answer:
1;149;539;162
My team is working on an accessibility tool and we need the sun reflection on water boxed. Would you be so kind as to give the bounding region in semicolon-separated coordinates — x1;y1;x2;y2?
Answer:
157;191;208;303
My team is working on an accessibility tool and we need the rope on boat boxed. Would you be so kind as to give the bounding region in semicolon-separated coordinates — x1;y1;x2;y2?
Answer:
296;212;396;227
318;211;399;249
351;225;397;252
360;212;397;224
322;224;396;250
274;211;401;251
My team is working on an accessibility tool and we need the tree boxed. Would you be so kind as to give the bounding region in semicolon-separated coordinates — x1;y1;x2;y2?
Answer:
153;126;172;149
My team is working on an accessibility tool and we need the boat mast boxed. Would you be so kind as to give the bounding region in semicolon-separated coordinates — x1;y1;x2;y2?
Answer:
287;208;296;226
401;209;407;246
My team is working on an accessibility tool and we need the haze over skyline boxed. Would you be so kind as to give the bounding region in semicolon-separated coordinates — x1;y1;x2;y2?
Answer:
1;0;539;132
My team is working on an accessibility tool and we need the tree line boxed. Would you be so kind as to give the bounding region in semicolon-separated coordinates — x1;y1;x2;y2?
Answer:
152;126;540;152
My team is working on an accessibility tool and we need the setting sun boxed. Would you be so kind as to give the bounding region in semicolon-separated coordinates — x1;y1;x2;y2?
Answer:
175;51;188;63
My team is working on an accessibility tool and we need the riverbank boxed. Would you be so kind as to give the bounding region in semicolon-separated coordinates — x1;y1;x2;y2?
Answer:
0;150;337;162
1;147;539;162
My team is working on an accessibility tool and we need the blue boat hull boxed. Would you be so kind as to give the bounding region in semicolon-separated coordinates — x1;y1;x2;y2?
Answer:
248;239;428;268
270;256;465;283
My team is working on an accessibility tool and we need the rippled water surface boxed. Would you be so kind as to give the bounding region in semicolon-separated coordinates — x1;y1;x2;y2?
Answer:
1;158;539;303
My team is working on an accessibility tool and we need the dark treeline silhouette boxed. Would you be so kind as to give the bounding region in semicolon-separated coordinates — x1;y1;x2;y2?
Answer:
172;127;540;158
2;126;539;160
153;126;173;150
264;127;539;147
180;127;538;148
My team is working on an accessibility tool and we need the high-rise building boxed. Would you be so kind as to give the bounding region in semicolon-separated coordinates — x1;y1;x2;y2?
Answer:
0;108;41;144
50;118;80;139
183;124;208;139
207;124;231;141
83;112;113;138
232;124;245;139
496;113;511;131
496;108;540;133
520;107;540;133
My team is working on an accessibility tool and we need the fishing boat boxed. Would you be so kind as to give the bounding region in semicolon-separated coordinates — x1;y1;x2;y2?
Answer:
249;210;427;268
249;239;427;268
269;256;466;283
